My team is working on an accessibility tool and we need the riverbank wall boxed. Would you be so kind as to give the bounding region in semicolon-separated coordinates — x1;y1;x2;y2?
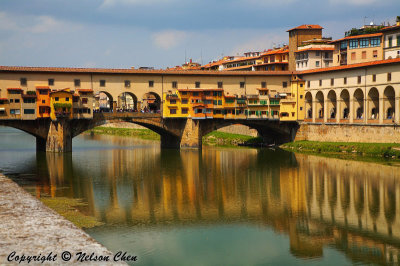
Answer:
0;175;125;265
295;123;400;143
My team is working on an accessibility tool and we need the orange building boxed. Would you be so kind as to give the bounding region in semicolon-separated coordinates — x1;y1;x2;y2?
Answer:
36;86;51;118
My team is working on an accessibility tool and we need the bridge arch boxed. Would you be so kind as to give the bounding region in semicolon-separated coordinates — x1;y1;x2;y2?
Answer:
315;91;324;119
305;92;312;119
383;86;395;120
97;91;114;111
353;88;364;119
142;92;161;113
367;87;379;120
327;90;337;119
340;89;350;120
117;92;138;111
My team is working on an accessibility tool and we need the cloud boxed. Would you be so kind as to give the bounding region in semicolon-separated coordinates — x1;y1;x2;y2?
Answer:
152;30;187;50
329;0;378;5
100;0;178;8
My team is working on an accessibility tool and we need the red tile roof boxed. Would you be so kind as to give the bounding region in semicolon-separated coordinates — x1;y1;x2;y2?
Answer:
287;25;323;32
0;65;292;76
77;89;94;92
36;85;50;90
299;57;400;74
380;24;400;32
0;98;8;101
330;33;382;43
295;47;334;52
177;88;224;92
224;65;253;71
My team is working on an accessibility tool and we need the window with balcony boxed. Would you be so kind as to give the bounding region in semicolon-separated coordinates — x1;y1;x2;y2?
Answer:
359;38;369;48
370;37;381;47
388;36;393;48
349;39;358;49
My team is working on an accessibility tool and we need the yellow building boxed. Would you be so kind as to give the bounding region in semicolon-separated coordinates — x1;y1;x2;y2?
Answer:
50;89;74;120
280;76;305;121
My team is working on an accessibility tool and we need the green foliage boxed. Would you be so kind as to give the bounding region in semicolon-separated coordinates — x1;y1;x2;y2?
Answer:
281;141;400;159
345;26;384;37
203;131;262;146
89;127;160;140
397;16;400;23
53;103;72;109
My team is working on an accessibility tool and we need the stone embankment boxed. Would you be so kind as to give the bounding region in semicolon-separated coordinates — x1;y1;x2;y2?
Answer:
0;175;126;265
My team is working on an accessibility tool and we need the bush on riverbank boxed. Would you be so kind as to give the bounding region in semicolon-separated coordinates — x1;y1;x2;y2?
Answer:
88;127;160;140
281;141;400;158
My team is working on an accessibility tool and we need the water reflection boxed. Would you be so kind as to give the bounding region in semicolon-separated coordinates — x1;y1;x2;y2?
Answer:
3;132;400;265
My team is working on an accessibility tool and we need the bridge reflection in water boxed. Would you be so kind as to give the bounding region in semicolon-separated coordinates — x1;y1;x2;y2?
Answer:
30;136;400;265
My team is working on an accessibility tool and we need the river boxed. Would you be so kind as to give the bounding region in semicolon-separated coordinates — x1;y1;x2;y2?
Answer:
0;127;399;265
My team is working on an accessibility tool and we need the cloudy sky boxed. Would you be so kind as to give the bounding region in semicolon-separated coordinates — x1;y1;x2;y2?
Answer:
0;0;399;69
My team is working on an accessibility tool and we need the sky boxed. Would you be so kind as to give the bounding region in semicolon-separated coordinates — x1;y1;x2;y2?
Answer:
0;0;399;69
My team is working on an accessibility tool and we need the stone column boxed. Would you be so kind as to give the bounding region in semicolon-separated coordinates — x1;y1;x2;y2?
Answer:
112;101;117;113
337;99;341;123
349;93;354;124
180;118;202;148
379;96;384;124
396;95;400;124
312;100;316;123
46;119;72;152
323;99;328;123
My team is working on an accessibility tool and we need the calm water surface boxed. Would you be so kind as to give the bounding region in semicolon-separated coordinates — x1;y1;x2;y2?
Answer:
1;127;400;265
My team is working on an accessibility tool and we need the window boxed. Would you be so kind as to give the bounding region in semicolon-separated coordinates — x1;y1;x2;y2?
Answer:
300;107;303;110
300;83;303;87
66;97;69;102
48;79;54;86
340;41;348;49
74;79;81;87
20;78;27;86
307;81;310;88
149;80;154;87
218;100;222;105
125;80;131;87
349;39;358;49
370;37;381;47
213;100;217;105
388;36;393;48
240;82;245;88
373;50;378;58
181;91;187;95
195;81;200;88
24;109;35;114
261;81;266;88
359;38;369;48
170;99;176;104
9;99;13;103
316;51;320;56
23;98;35;104
193;92;199;96
397;35;400;46
319;80;322;86
100;80;106;87
372;74;376;82
358;76;362;84
182;108;188;114
282;82;287;88
344;77;347;85
170;109;177;114
73;97;79;103
15;99;20;103
42;100;45;104
361;51;367;59
388;73;392;82
172;81;177;88
218;81;223;88
331;78;334;86
82;98;88;104
182;99;188;104
351;52;356;60
316;61;320;67
55;97;59;101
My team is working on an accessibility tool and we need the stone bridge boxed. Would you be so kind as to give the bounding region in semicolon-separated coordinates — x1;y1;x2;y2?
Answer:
0;114;299;152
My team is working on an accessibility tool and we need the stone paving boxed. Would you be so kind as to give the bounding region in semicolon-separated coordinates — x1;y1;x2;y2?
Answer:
0;175;127;265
